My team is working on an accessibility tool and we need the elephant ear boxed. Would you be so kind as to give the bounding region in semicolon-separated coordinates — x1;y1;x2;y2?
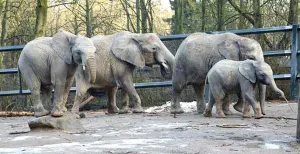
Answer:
51;29;77;64
239;60;256;83
218;39;240;61
111;34;145;67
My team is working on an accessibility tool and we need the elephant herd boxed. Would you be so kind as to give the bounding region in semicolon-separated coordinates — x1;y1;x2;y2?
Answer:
17;29;287;119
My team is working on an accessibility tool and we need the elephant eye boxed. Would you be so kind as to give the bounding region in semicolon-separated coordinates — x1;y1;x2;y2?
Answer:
152;47;157;51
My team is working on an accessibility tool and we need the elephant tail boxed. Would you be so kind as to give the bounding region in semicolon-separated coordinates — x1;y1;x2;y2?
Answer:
17;64;23;94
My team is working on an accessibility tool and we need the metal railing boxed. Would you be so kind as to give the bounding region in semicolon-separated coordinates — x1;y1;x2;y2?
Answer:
0;25;299;140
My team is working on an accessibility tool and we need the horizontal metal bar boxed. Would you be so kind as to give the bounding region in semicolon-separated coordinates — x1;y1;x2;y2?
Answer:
0;75;294;96
160;25;294;41
133;80;172;88
0;68;18;74
0;89;31;96
263;50;292;57
0;45;25;52
212;25;293;35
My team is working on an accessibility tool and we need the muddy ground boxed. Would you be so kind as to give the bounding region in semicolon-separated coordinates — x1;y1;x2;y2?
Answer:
0;101;299;154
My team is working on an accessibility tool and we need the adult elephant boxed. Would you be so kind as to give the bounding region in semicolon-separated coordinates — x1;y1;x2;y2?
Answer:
18;29;97;117
71;31;174;114
171;32;266;115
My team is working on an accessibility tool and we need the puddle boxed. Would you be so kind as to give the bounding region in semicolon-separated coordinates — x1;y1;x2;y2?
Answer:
264;143;280;149
243;140;292;150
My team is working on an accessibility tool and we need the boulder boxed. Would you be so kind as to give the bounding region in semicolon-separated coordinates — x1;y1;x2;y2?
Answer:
28;112;85;134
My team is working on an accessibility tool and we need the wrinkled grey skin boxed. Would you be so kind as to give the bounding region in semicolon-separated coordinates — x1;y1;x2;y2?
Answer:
71;31;174;114
203;59;286;119
171;32;266;114
18;30;97;117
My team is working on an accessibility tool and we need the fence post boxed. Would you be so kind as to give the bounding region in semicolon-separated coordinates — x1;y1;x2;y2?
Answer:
291;25;300;142
290;25;299;100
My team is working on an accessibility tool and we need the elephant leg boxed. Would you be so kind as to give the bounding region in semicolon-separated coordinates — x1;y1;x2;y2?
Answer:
222;95;233;115
203;90;215;117
244;91;263;119
215;96;226;118
119;90;130;114
192;83;206;114
259;84;266;115
170;79;185;114
121;78;144;113
61;76;75;112
41;85;53;111
233;98;244;113
71;85;88;114
107;87;119;114
51;82;67;117
22;69;49;117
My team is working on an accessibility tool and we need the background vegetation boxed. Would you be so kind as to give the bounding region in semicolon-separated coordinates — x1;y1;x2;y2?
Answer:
0;0;298;111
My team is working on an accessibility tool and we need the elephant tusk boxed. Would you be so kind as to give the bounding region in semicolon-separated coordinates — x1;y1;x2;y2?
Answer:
82;65;86;71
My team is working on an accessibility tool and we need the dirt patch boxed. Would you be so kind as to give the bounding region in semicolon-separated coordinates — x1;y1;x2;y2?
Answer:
0;101;299;154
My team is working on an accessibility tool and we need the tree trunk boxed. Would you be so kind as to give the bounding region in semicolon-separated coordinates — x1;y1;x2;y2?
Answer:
238;0;246;29
253;0;263;44
147;0;153;32
0;0;3;19
140;0;147;33
85;0;92;37
277;0;298;49
1;0;9;45
217;0;225;31
34;0;47;38
136;0;140;33
201;0;206;32
175;0;183;34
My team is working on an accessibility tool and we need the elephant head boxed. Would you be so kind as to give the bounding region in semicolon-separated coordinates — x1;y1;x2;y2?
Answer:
239;60;286;99
52;29;97;83
111;32;175;79
218;35;264;62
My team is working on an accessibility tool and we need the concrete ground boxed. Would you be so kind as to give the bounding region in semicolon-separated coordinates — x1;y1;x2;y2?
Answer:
0;101;299;154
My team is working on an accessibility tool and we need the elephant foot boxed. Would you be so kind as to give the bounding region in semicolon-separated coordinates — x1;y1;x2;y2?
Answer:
223;109;233;115
108;105;119;114
170;105;184;114
132;106;144;113
243;112;252;118
118;107;130;114
34;109;50;117
71;106;79;114
51;107;64;117
203;110;212;117
197;103;206;114
216;112;226;118
255;114;263;119
61;106;68;112
34;105;50;117
233;103;243;113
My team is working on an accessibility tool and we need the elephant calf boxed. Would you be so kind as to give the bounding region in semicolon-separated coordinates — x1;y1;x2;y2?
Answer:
71;31;174;114
18;29;97;117
203;59;287;119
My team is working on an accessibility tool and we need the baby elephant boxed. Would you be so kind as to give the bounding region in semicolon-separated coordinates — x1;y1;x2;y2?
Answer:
203;59;286;119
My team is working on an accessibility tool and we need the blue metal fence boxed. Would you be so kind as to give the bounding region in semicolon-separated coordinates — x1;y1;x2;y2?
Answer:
0;25;299;140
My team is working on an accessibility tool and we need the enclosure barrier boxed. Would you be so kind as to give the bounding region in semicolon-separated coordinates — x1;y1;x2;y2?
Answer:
0;25;300;141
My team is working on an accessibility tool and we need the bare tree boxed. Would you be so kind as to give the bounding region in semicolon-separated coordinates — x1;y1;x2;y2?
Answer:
35;0;48;38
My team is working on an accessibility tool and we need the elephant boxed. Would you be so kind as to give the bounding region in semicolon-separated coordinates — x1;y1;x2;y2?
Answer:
171;32;266;115
203;59;287;119
71;31;174;114
18;29;97;117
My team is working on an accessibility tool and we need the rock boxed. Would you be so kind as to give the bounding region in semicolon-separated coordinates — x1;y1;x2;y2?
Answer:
28;112;85;134
9;123;30;134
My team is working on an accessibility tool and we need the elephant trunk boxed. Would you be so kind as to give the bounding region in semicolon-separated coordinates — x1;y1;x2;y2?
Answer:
269;79;285;99
82;51;96;83
159;47;175;79
86;58;96;83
